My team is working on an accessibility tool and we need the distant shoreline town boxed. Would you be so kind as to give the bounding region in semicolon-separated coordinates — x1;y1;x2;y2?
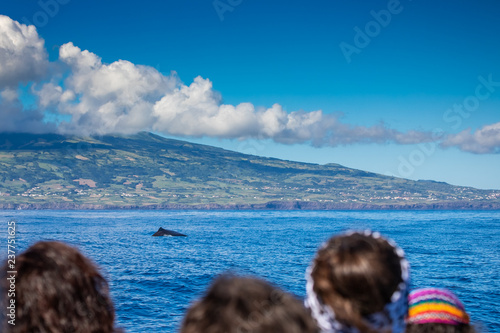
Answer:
2;200;500;211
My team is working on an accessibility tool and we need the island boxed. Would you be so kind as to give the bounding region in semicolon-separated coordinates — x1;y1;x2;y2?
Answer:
0;132;499;210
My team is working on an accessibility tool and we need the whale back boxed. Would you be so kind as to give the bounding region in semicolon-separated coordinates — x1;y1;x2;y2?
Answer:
152;227;187;237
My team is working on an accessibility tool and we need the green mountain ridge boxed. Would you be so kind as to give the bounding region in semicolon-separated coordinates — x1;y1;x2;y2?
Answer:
0;132;499;210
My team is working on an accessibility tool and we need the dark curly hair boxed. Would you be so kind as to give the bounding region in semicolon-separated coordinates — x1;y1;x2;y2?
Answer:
310;232;403;333
1;241;121;333
181;274;318;333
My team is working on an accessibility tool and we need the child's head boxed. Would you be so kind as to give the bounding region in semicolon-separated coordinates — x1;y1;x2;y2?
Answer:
305;230;409;333
406;288;475;333
1;241;120;333
180;274;318;333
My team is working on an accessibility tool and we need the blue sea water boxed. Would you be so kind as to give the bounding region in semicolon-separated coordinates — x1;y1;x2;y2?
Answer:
0;210;499;332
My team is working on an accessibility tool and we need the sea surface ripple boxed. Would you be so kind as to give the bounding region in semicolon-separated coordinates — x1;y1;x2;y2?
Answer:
0;210;498;332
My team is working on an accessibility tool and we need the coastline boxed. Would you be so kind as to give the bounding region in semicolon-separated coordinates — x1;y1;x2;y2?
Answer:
1;200;500;210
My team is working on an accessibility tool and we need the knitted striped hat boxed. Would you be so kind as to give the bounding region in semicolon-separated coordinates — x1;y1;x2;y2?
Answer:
407;288;470;325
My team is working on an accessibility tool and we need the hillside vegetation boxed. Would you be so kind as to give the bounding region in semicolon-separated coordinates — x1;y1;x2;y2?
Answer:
0;132;499;209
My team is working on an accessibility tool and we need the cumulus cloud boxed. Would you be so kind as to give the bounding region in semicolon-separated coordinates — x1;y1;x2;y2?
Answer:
38;42;179;135
151;77;434;145
441;122;500;154
36;82;75;108
153;78;259;138
0;88;55;133
30;41;430;145
2;15;497;153
0;15;48;88
0;15;52;133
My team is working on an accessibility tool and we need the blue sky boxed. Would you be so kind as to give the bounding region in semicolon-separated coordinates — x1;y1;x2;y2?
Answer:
1;0;499;189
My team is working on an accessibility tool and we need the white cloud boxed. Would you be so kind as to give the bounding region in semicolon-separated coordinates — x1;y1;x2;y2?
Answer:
0;88;18;102
152;77;433;145
36;83;74;108
6;15;500;154
441;122;500;154
0;16;52;132
44;42;179;135
0;15;48;88
0;88;55;133
153;77;259;138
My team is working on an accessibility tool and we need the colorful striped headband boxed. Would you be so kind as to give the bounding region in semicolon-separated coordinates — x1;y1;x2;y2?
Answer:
407;288;470;325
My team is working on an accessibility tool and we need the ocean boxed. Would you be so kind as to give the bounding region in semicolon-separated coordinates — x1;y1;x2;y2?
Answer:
1;210;499;332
